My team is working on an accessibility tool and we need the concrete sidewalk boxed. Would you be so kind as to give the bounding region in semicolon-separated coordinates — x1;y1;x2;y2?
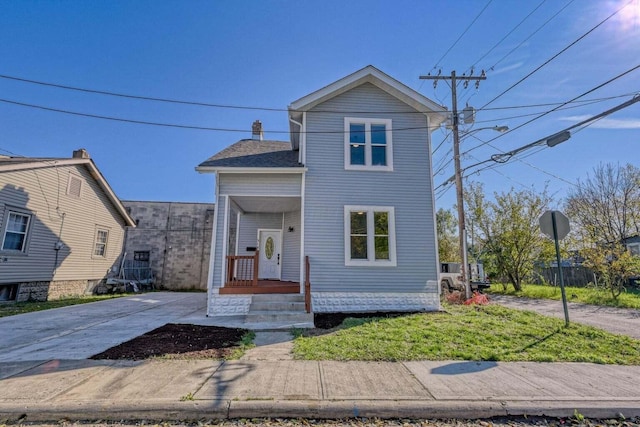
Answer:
1;358;639;421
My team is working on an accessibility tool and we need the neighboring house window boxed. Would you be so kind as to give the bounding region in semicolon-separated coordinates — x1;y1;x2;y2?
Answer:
344;118;393;171
2;211;32;252
344;205;396;266
67;174;83;198
628;243;640;257
94;228;109;257
134;251;150;262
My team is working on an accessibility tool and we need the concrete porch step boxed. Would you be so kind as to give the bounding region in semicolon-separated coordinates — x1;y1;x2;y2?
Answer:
250;294;305;303
249;301;306;311
245;311;314;324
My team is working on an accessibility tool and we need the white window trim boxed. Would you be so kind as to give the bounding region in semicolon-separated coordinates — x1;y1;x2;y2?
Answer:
628;242;640;256
344;117;393;171
93;227;109;258
66;173;83;198
1;209;32;254
344;205;397;267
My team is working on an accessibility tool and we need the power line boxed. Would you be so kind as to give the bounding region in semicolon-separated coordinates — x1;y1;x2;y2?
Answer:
465;0;548;74
487;0;575;73
428;0;494;72
0;97;442;134
464;64;640;155
478;0;633;111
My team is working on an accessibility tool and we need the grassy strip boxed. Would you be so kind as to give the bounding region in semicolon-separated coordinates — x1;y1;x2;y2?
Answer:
294;305;640;364
488;283;640;309
0;294;130;318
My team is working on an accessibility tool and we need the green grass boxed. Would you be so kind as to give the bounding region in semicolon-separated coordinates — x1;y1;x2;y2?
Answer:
0;294;130;318
488;283;640;309
293;305;640;364
225;331;256;360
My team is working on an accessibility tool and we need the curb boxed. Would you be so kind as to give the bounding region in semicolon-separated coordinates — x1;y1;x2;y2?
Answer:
1;399;639;422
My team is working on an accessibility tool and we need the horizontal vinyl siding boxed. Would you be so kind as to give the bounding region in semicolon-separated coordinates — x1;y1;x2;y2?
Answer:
237;213;282;256
0;165;126;284
304;83;437;293
219;173;301;196
282;210;301;282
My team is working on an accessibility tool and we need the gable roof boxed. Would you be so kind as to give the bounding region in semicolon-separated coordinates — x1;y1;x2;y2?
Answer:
196;139;304;173
0;156;136;226
287;65;448;149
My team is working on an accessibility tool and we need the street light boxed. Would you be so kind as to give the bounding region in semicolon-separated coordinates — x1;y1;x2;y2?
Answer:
460;125;509;137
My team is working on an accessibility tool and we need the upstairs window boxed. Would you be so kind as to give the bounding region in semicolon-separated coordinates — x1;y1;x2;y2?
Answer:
2;211;31;252
94;228;109;257
344;205;396;266
345;118;393;171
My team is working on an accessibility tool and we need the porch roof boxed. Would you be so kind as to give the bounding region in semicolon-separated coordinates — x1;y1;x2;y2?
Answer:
197;139;303;171
231;195;300;213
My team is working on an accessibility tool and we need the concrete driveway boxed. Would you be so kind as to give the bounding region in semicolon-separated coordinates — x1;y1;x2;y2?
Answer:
491;294;640;339
0;292;208;362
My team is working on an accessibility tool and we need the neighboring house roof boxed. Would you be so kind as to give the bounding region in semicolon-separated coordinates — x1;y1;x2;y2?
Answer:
288;65;449;150
196;139;304;172
0;155;136;227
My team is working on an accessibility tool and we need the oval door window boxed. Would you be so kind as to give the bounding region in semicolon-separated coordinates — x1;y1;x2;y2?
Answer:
265;237;274;259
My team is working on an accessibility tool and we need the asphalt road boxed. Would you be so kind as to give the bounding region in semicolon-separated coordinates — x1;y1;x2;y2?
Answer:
490;294;640;339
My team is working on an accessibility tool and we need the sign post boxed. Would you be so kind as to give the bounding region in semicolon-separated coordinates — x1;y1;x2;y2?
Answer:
539;210;571;326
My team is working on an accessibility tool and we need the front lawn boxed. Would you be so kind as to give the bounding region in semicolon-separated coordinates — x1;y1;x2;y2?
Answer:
293;304;640;364
0;294;129;318
488;283;640;309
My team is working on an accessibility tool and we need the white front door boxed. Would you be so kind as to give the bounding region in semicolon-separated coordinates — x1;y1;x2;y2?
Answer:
258;229;282;280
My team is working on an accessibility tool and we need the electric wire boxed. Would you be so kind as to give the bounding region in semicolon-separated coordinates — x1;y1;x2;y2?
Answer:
466;0;548;73
487;0;576;72
478;0;633;111
464;64;640;155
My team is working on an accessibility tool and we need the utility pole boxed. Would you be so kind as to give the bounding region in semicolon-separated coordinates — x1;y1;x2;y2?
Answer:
420;70;486;299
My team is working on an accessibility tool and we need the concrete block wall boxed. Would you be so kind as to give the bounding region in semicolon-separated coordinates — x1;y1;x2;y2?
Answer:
16;279;100;302
122;201;214;290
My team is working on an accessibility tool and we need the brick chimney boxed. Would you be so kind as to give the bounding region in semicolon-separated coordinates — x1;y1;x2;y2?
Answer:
72;148;90;159
251;120;263;141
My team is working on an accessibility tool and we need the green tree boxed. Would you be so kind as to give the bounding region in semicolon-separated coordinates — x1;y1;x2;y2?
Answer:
465;183;551;291
436;208;459;262
565;163;640;298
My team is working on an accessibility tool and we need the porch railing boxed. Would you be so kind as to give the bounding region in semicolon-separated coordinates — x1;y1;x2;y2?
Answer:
226;251;259;287
304;255;311;313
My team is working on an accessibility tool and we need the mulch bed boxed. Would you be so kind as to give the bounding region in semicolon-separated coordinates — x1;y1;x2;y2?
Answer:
90;323;248;360
90;313;413;361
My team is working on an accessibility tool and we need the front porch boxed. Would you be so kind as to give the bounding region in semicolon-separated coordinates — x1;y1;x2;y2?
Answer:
221;249;312;312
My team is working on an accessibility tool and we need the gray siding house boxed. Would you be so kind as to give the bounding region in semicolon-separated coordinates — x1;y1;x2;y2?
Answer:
0;149;135;302
197;66;447;316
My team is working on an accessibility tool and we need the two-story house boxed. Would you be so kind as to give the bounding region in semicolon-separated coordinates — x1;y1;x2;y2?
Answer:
197;66;447;318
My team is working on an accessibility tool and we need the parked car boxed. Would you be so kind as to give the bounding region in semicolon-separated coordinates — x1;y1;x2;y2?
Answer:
440;262;490;295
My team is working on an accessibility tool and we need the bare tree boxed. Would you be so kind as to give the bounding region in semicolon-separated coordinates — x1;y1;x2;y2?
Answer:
565;163;640;298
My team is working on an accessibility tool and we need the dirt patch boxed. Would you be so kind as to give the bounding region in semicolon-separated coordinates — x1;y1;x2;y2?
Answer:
314;312;416;329
90;323;249;360
89;313;415;361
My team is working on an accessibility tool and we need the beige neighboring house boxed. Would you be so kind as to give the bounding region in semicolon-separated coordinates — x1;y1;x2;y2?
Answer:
0;149;135;302
122;201;214;291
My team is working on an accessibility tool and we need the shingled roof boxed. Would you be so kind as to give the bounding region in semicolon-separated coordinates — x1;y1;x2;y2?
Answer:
197;139;303;170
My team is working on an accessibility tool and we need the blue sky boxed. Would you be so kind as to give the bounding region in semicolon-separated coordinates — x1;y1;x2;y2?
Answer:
1;0;639;210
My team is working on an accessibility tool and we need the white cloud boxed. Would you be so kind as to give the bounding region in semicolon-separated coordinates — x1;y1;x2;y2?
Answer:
559;115;640;129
